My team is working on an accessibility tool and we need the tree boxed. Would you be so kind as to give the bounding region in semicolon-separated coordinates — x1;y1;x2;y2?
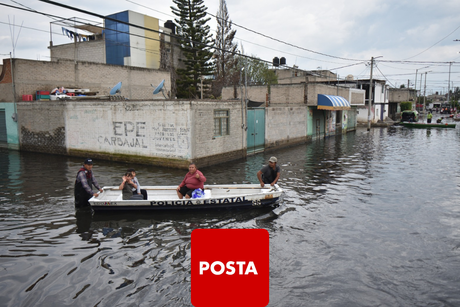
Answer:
451;87;460;107
171;0;214;98
400;101;412;111
213;0;238;98
241;55;278;86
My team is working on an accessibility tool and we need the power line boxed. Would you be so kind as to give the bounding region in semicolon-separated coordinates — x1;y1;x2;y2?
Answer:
374;65;395;88
4;0;458;92
125;0;361;65
402;23;460;60
207;13;364;63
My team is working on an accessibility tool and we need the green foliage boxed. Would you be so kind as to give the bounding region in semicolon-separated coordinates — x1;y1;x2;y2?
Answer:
171;0;214;98
451;87;460;106
238;55;278;86
400;101;412;111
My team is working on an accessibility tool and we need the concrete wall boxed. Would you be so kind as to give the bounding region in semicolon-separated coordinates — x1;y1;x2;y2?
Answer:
222;82;365;107
222;84;306;105
16;100;244;168
17;101;66;154
356;105;375;124
0;59;14;102
50;40;106;63
265;105;309;148
270;84;305;104
0;58;170;102
389;88;417;102
191;101;245;164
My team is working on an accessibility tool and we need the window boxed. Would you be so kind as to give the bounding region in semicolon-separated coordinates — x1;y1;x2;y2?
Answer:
214;110;229;136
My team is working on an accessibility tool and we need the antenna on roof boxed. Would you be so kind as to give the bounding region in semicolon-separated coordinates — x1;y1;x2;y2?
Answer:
8;16;24;58
151;79;168;99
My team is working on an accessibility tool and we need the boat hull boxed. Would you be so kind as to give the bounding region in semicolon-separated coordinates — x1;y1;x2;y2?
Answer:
400;122;456;128
89;184;283;212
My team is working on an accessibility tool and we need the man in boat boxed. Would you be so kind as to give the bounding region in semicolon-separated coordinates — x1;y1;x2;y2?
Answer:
127;168;147;200
176;163;207;199
74;158;103;208
257;156;281;187
119;172;143;200
427;112;433;123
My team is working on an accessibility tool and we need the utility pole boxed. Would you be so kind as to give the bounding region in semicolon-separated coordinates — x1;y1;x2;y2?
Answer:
367;57;374;131
414;66;429;110
423;71;430;108
447;62;452;106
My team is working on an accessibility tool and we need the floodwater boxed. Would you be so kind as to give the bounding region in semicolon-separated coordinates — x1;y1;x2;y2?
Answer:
1;122;460;307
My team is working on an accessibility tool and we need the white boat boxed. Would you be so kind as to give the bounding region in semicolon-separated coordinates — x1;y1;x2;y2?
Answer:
89;184;283;212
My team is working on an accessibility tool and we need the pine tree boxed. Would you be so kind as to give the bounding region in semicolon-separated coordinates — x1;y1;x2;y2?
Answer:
171;0;214;98
213;0;238;98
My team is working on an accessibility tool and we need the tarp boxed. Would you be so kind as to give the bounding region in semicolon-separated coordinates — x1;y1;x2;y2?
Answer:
317;94;351;110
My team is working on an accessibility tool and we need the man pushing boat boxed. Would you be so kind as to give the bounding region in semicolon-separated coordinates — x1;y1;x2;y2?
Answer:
257;156;281;188
74;158;103;208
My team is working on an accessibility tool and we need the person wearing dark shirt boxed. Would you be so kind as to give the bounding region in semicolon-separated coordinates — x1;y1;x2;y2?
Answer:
119;172;143;200
127;168;148;200
257;156;281;187
74;158;103;208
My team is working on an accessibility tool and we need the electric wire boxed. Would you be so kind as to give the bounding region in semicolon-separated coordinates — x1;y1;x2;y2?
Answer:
3;1;459;92
402;23;460;60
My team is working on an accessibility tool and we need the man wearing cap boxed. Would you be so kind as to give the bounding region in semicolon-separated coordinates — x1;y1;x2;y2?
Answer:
257;156;281;187
74;158;103;208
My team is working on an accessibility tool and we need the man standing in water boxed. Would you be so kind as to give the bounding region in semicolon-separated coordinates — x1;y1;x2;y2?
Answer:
427;112;433;123
74;158;103;208
257;156;281;187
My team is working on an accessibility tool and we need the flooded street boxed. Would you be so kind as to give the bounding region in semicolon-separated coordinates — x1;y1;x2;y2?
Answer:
1;124;460;306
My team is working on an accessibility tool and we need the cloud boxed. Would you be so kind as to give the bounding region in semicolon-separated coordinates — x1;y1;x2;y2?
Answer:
1;0;459;93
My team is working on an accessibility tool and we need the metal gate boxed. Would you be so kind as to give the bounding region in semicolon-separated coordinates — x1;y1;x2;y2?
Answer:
247;108;265;154
0;110;7;142
312;109;325;139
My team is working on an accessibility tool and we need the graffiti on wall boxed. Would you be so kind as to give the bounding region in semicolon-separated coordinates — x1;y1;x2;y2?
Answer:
152;123;190;153
66;107;192;158
98;121;148;148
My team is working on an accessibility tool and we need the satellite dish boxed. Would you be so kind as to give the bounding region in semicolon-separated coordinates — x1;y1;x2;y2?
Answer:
110;82;122;96
151;79;167;98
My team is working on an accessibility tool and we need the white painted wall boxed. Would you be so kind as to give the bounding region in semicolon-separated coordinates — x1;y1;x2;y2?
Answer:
65;101;192;159
127;11;147;69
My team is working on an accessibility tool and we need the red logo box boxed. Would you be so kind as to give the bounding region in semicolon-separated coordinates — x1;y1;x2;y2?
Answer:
191;228;269;307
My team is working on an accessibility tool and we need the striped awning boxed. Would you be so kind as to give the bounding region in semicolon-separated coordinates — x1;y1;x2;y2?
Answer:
317;94;351;110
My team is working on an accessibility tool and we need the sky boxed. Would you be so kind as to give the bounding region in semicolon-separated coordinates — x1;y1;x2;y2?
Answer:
1;0;460;95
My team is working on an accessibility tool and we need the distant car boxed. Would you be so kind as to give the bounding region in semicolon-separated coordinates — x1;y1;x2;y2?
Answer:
401;110;419;122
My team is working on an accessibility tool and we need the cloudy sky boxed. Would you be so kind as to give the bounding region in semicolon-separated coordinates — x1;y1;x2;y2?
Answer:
1;0;460;95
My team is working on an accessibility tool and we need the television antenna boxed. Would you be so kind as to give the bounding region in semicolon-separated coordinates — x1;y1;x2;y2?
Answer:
8;16;24;58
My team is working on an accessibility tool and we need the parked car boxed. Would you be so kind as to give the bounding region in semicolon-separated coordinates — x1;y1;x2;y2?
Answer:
401;110;419;122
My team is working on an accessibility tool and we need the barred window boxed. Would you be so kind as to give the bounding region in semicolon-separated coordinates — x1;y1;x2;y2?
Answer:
214;110;230;136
